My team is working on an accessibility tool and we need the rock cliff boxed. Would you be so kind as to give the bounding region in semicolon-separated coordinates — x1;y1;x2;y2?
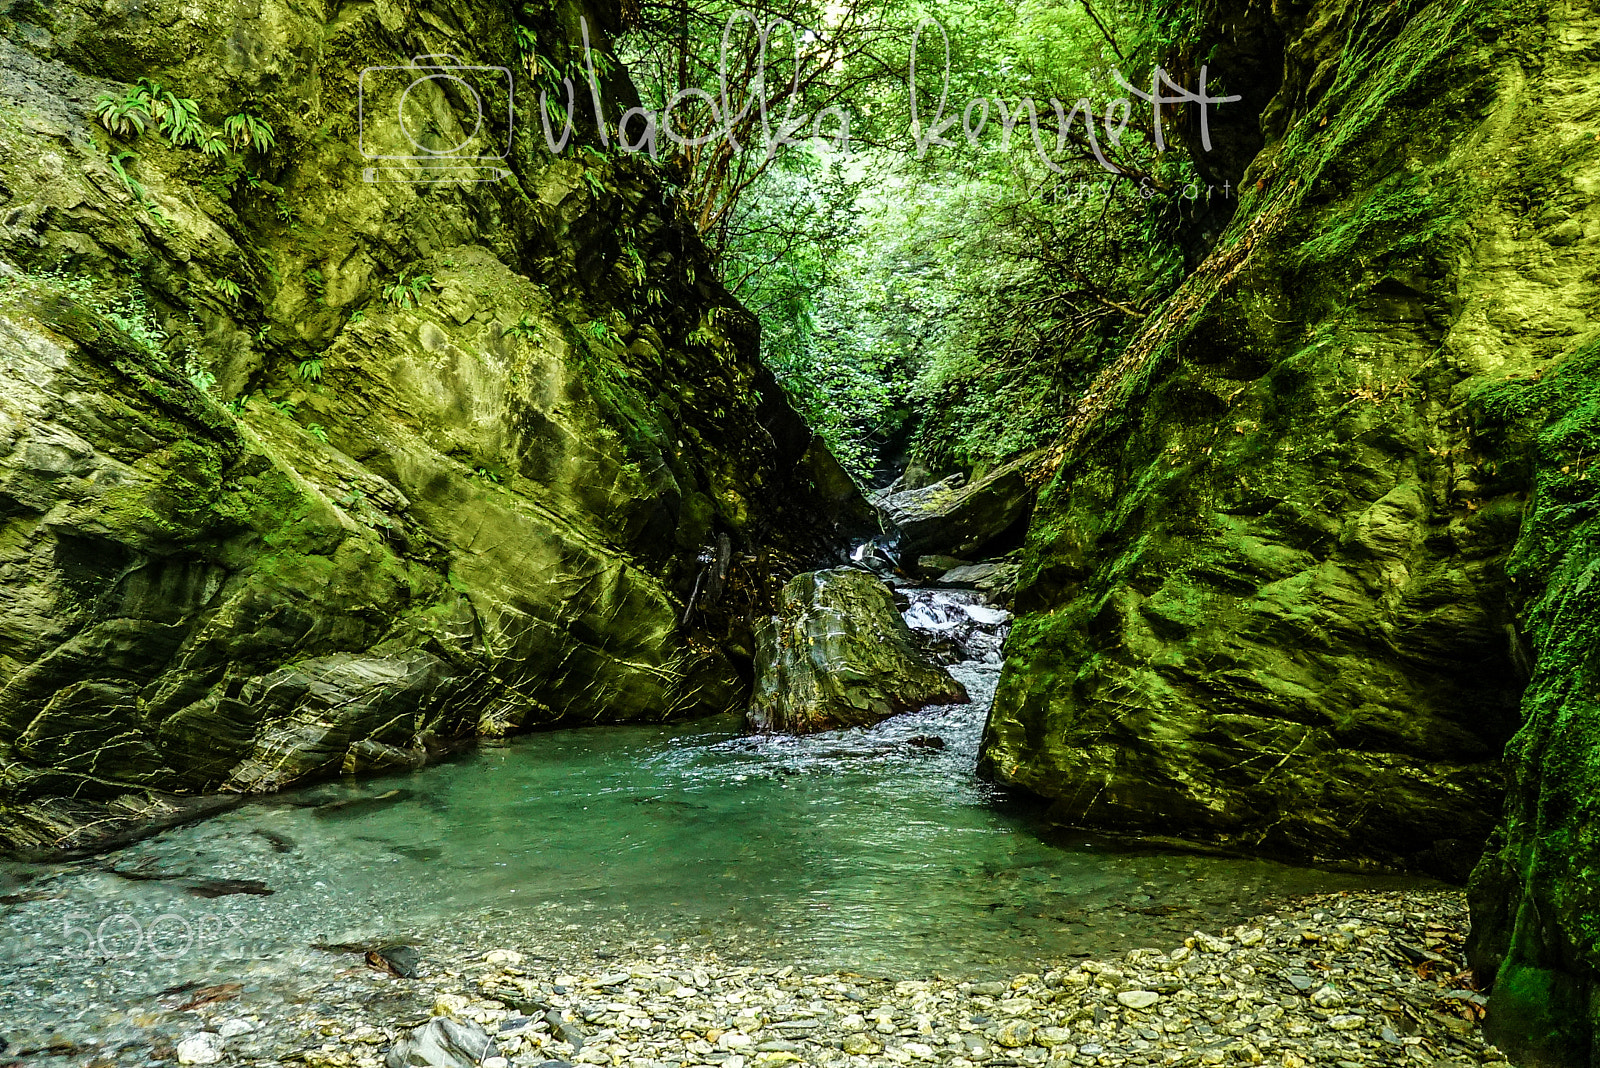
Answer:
0;0;866;854
981;0;1600;1058
980;0;1597;892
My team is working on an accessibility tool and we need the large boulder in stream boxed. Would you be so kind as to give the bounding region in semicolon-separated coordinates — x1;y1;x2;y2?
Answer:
875;451;1041;558
748;569;968;734
0;0;869;856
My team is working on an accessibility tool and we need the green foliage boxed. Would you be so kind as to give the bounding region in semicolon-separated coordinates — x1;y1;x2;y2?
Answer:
619;240;646;286
296;358;323;382
95;79;276;208
95;79;226;150
381;274;434;309
153;89;206;147
505;316;540;340
95;86;153;138
305;422;329;443
725;158;895;478
683;0;1195;478
187;364;217;392
106;150;165;223
3;268;222;400
221;112;275;153
237;172;295;222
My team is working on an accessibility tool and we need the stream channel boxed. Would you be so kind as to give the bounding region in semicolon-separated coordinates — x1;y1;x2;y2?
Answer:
0;585;1435;1052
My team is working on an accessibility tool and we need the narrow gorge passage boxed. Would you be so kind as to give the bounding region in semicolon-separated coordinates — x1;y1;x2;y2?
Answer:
3;0;1599;1063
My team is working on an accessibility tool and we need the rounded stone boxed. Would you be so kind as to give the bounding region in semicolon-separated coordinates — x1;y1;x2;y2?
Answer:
996;1019;1034;1048
841;1033;882;1055
176;1033;224;1066
1117;990;1161;1010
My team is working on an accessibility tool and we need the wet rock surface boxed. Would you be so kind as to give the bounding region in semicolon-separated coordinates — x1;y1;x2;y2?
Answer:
0;889;1506;1067
977;0;1597;881
875;452;1040;559
748;570;969;734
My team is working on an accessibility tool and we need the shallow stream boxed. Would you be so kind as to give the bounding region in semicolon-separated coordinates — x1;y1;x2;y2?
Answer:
0;587;1435;1051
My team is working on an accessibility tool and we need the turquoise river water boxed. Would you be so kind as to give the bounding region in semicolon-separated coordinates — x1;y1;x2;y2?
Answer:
0;590;1435;1051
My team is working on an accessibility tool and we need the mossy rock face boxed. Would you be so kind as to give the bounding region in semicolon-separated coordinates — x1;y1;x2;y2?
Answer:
0;0;867;854
985;0;1600;1057
984;0;1595;879
1466;339;1600;1067
748;569;969;734
876;450;1042;558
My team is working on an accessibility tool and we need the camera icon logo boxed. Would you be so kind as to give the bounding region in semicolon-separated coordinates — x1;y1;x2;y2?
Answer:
358;55;513;183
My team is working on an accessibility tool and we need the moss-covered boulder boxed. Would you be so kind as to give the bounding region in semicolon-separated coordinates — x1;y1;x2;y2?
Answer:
748;569;968;734
876;450;1041;558
980;0;1592;881
0;0;867;853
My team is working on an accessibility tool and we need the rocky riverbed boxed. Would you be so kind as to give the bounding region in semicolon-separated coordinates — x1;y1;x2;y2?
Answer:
1;888;1505;1068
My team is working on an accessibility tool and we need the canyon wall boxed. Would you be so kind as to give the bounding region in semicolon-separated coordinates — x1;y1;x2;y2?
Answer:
0;0;866;854
980;0;1600;1058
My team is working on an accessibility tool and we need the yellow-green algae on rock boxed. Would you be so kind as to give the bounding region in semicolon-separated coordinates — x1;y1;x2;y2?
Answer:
0;0;867;854
980;0;1600;1059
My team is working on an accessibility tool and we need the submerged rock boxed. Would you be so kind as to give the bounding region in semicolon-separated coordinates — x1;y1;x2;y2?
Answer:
176;1033;224;1065
748;570;968;734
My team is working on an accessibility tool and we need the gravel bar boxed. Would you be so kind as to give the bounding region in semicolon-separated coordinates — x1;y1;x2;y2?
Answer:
3;888;1511;1068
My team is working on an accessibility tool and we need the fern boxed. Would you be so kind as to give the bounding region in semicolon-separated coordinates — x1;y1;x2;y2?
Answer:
107;151;164;222
381;274;434;309
222;113;276;153
95;87;152;137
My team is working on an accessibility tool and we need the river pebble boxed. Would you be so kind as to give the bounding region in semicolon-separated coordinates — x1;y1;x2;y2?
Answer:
0;888;1508;1067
